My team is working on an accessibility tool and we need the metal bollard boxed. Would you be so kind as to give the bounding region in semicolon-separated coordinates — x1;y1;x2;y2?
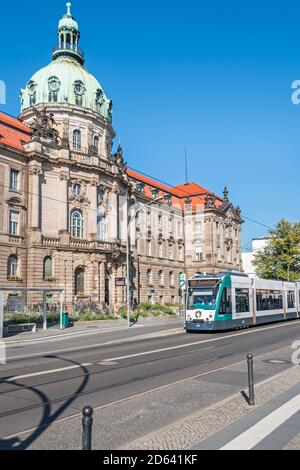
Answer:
247;354;255;406
82;406;94;450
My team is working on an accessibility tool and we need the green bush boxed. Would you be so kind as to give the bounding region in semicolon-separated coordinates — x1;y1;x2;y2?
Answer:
3;303;176;326
139;302;153;312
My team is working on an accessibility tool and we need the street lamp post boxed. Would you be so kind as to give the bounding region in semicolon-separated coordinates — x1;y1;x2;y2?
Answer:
287;255;300;282
126;195;165;327
273;255;300;281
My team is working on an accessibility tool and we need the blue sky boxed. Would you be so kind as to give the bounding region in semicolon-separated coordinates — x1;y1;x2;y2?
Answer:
0;0;299;248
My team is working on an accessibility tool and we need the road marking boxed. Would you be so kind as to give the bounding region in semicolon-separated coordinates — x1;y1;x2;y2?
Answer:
102;345;215;362
221;394;300;450
0;358;254;441
5;329;182;362
2;364;93;383
1;359;296;443
4;321;180;345
99;361;119;366
5;319;300;363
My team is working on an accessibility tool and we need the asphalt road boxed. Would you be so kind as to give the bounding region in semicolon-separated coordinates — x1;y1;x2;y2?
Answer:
1;318;300;449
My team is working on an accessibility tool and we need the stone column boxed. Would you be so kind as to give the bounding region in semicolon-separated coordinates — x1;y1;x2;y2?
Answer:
111;266;118;306
129;198;137;248
59;171;69;243
99;262;106;305
110;184;119;241
88;181;98;240
29;165;42;230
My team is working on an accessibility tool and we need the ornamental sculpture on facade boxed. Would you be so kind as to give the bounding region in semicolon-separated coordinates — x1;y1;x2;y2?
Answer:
30;107;59;143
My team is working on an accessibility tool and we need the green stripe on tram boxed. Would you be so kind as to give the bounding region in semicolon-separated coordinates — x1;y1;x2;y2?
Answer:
215;274;233;322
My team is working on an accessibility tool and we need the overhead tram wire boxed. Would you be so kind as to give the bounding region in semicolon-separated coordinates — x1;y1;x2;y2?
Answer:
0;160;274;232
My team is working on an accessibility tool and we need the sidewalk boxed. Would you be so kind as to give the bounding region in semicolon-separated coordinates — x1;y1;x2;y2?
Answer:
194;383;300;450
125;353;300;450
2;316;182;344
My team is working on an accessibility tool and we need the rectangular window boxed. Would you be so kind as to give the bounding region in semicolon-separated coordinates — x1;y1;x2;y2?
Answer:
49;92;58;102
195;221;203;238
256;290;283;311
288;291;295;309
169;245;173;259
76;95;83;106
235;288;250;313
147;240;152;257
177;221;182;236
10;170;19;190
159;243;163;258
30;93;36;106
9;211;19;236
219;288;232;315
195;247;203;262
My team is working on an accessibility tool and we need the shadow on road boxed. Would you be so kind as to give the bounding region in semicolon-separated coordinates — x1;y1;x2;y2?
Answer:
0;355;90;450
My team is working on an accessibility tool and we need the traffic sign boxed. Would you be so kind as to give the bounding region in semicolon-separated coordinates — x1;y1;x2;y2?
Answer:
179;273;187;289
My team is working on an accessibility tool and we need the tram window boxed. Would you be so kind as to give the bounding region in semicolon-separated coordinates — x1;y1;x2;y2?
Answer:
219;288;232;315
288;291;295;309
235;289;250;313
256;290;283;311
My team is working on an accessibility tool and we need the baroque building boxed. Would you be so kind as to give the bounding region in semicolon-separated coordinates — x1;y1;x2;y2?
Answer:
0;3;243;307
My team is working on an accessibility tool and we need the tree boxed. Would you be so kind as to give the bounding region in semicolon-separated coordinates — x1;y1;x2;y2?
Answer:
253;219;300;281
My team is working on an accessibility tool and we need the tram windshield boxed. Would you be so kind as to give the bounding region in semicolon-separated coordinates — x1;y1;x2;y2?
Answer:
187;286;219;310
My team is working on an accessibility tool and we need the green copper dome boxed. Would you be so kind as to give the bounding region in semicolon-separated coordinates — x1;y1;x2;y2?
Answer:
20;3;112;122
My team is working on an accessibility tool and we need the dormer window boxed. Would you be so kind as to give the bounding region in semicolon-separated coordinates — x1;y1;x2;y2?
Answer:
74;81;85;106
96;89;104;112
48;76;60;102
28;81;37;107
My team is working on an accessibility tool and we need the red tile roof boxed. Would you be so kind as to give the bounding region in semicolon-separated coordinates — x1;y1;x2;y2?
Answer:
0;113;31;151
127;169;224;211
0;112;224;211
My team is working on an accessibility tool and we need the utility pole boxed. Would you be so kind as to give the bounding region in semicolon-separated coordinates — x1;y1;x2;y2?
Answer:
126;195;166;327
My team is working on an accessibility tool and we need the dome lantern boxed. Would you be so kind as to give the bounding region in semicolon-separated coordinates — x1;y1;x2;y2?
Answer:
53;2;84;66
19;2;113;123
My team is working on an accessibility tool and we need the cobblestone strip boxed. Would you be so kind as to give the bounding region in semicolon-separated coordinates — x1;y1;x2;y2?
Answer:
125;366;300;450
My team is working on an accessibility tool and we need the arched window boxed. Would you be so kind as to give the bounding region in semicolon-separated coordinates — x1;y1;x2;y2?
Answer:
159;270;164;286
94;136;100;153
75;267;85;296
71;210;84;239
8;255;18;279
66;33;71;46
169;271;174;286
43;257;53;280
73;130;81;150
147;269;152;286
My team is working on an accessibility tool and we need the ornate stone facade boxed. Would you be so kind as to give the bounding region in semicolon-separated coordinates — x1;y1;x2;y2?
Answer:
0;4;243;308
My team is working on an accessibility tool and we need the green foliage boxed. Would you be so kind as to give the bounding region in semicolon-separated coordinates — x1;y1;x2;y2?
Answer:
3;304;176;326
139;303;153;312
253;219;300;281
